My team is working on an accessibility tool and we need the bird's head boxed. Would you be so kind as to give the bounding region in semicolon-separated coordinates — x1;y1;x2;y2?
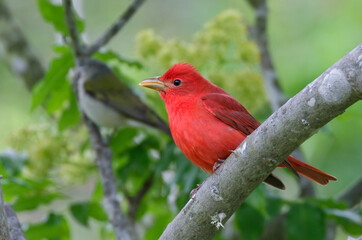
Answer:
139;63;211;100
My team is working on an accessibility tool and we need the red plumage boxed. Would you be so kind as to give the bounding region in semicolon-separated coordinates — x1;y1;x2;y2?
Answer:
145;63;337;188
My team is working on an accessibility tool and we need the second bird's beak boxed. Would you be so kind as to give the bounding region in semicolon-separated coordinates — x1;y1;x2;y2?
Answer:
139;77;165;91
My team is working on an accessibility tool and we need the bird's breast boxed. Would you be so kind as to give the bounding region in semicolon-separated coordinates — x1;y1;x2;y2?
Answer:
167;99;245;173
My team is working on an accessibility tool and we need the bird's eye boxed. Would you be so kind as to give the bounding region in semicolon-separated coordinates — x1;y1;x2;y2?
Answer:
173;79;182;86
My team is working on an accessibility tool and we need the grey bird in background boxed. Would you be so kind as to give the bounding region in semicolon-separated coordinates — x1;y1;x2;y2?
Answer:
75;59;171;136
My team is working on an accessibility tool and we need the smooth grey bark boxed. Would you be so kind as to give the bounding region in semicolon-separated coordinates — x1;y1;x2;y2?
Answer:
159;44;362;240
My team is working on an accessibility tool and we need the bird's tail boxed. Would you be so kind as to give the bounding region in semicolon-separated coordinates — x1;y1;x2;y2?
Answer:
282;156;337;185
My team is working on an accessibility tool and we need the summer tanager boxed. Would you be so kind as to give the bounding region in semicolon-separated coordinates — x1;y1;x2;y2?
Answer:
140;63;336;189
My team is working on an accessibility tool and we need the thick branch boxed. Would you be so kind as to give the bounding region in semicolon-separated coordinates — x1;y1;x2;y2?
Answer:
83;116;137;240
0;0;44;90
84;0;146;56
63;0;83;59
160;44;362;239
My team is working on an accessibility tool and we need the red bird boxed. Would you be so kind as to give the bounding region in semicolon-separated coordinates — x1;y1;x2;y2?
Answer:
140;63;336;189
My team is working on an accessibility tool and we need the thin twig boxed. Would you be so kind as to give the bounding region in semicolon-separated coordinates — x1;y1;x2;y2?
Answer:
83;115;137;240
338;178;362;208
246;0;315;197
127;175;153;221
84;0;146;56
63;0;83;60
247;0;286;111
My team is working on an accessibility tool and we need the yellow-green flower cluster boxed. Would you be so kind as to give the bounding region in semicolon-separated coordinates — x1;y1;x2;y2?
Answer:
136;10;267;112
7;124;94;185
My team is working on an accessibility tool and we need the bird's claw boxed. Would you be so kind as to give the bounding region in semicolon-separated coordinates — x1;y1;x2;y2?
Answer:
190;184;202;197
212;159;225;172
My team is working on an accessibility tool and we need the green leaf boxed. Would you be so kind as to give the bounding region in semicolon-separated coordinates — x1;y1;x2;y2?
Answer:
266;196;283;217
37;0;84;35
31;49;74;111
25;213;70;240
110;127;139;154
286;202;326;240
94;50;143;69
58;92;81;131
154;142;176;176
0;148;28;177
70;201;108;226
2;178;62;211
88;202;108;222
13;192;61;211
245;185;267;216
45;80;71;113
235;203;265;240
70;202;90;226
327;208;362;235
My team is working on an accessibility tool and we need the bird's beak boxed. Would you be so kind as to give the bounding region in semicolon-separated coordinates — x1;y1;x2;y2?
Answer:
139;77;165;91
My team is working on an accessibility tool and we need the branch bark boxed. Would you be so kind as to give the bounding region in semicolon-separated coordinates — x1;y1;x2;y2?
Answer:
63;0;83;60
84;0;146;57
63;1;146;239
246;0;315;197
4;203;26;240
159;44;362;239
84;117;137;240
0;177;11;240
338;178;362;208
0;0;44;90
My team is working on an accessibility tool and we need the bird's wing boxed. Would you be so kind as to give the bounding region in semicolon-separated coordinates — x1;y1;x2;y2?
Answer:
201;93;260;135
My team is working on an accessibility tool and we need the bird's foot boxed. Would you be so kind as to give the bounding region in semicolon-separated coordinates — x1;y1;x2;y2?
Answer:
212;158;225;172
190;184;202;197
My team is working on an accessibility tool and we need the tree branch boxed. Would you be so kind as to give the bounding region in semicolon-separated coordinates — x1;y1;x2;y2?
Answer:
338;178;362;208
4;203;26;240
246;0;315;197
160;44;362;239
62;0;83;60
0;0;44;90
247;0;286;111
83;116;137;240
84;0;146;57
127;175;153;221
0;176;11;240
64;1;138;239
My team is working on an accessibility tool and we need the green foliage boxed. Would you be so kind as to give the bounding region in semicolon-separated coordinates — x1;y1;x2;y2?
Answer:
25;213;70;240
6;124;94;184
0;149;27;177
286;202;326;240
326;208;362;236
70;201;108;226
2;2;360;239
235;203;266;240
136;9;267;113
38;0;84;35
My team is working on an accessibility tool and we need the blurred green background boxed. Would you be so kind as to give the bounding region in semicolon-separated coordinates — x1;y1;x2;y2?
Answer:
0;0;361;239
